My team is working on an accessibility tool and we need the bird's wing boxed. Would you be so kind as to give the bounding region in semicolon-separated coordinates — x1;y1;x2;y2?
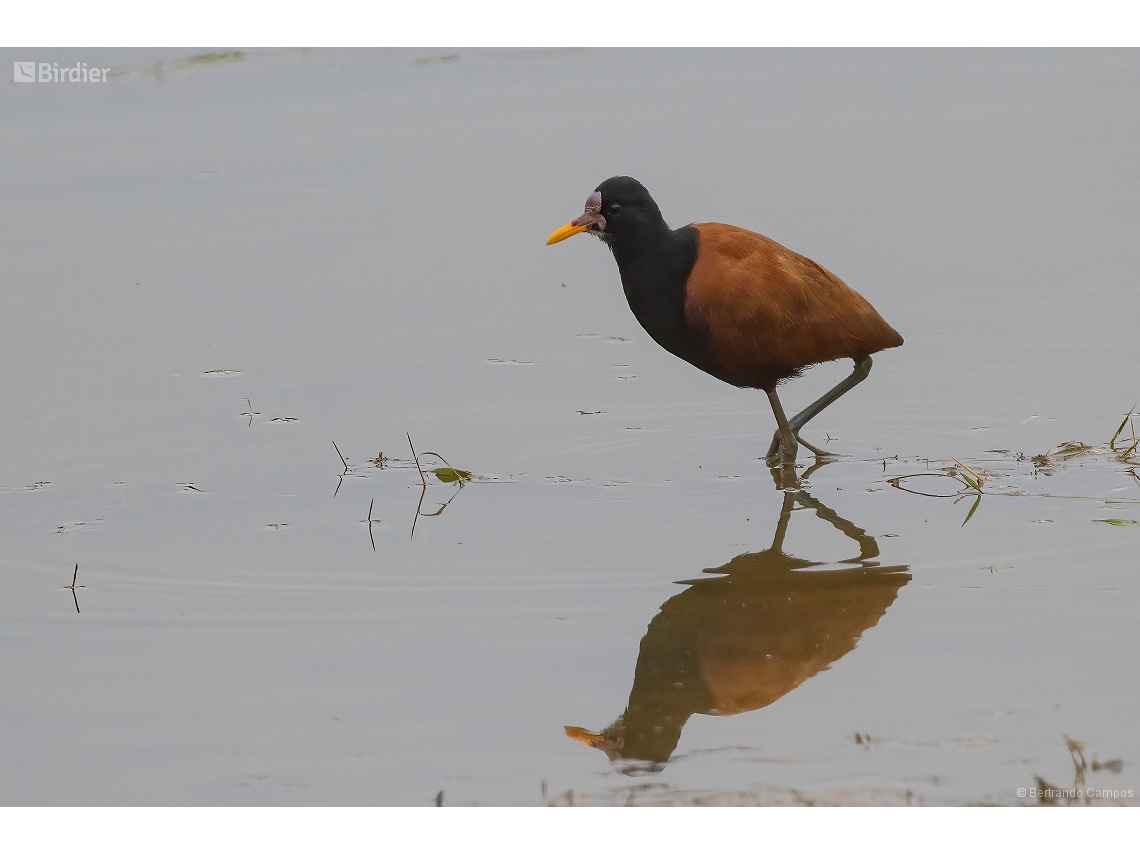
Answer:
683;223;902;380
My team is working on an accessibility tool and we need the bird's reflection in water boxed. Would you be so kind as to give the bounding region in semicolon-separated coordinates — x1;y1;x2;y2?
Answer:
565;488;910;771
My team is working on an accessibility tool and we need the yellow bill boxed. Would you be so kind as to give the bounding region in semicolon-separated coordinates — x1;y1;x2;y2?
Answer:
546;222;590;245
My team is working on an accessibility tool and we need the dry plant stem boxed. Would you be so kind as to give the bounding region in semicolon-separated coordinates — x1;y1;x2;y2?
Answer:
407;433;428;538
952;457;984;489
1108;406;1137;451
332;440;349;475
410;485;426;538
65;563;83;614
407;433;426;487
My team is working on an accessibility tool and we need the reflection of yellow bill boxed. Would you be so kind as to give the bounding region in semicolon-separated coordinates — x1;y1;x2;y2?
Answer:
563;725;606;748
546;222;589;245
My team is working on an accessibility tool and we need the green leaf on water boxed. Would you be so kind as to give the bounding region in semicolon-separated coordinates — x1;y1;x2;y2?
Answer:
432;467;472;484
1095;518;1139;526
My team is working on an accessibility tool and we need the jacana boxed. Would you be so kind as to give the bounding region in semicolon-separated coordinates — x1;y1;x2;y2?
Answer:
547;176;903;466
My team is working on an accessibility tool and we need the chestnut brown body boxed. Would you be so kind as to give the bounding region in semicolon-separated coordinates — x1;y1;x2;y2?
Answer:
683;223;903;392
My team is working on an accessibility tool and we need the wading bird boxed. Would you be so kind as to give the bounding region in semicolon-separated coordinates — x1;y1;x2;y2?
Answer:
547;177;902;466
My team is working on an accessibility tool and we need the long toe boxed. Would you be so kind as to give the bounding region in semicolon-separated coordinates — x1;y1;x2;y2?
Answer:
795;433;836;458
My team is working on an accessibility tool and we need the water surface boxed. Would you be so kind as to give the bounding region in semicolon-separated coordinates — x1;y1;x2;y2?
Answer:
1;48;1138;805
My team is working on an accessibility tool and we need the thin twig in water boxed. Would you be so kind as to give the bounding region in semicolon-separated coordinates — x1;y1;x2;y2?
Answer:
410;484;426;539
407;433;427;488
332;440;351;497
241;398;259;426
64;563;85;614
332;440;350;475
367;498;377;551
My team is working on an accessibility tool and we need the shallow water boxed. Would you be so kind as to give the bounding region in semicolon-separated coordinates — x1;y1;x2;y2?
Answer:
1;48;1138;806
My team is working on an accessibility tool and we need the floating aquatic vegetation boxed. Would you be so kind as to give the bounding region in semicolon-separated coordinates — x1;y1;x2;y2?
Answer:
406;434;475;538
178;52;244;69
107;51;246;83
1032;407;1138;473
888;410;1140;525
431;467;473;485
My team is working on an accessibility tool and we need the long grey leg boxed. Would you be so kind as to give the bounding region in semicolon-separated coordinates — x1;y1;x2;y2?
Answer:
765;388;799;466
766;356;874;459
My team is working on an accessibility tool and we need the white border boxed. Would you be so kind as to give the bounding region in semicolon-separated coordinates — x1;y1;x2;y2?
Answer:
4;806;1136;855
5;1;1140;47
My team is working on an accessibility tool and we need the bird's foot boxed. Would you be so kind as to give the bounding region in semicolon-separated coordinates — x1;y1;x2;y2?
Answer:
765;436;799;468
795;433;837;458
766;430;786;461
766;459;802;490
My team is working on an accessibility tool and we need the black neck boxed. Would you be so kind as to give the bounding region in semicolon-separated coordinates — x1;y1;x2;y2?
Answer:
609;224;699;362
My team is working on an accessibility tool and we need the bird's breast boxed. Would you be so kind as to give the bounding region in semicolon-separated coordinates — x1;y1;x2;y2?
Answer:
615;226;701;360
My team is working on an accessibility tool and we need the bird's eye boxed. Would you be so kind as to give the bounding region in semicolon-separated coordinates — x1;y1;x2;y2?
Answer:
608;203;622;215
